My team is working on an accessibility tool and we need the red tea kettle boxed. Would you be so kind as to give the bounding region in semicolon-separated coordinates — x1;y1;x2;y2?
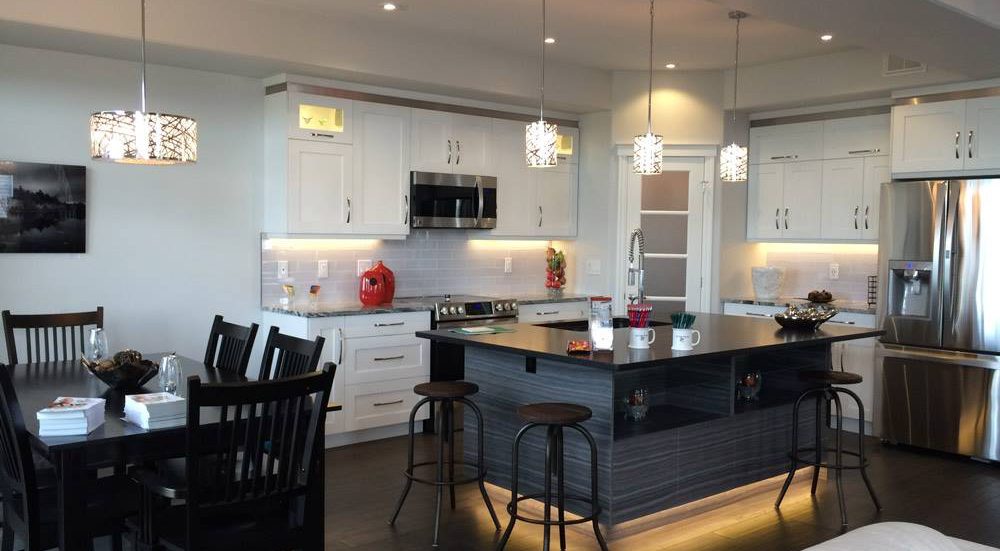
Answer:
359;261;395;306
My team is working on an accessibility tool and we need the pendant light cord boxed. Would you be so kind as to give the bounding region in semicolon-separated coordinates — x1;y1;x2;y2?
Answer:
732;14;740;125
539;0;546;121
139;0;147;113
646;0;654;135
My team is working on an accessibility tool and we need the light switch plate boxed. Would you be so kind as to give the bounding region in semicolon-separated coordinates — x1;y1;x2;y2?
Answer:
586;259;601;276
318;259;329;279
357;259;372;277
277;260;289;279
504;257;512;274
829;263;840;280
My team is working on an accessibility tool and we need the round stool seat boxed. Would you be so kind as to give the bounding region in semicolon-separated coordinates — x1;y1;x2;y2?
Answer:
798;370;863;385
517;402;592;425
413;381;479;399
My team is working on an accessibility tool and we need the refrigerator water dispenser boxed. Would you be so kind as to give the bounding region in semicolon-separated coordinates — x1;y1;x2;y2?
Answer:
887;260;934;318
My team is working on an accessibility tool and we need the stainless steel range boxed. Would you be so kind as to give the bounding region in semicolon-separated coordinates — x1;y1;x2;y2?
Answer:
395;294;519;328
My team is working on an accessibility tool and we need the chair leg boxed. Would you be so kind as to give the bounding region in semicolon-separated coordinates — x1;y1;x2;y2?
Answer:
497;424;536;551
432;400;447;547
446;400;456;511
830;392;848;528
111;531;123;551
811;391;824;495
554;426;565;551
542;425;554;551
1;524;13;551
388;397;431;526
460;398;501;531
567;424;609;551
777;389;816;508
840;387;882;511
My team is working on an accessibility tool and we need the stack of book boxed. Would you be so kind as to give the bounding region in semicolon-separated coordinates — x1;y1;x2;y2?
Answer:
36;397;106;436
124;392;186;429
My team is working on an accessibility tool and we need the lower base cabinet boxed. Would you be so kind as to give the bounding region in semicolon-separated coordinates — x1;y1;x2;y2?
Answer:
516;300;589;322
345;376;431;432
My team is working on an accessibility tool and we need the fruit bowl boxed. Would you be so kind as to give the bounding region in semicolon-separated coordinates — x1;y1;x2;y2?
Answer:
82;349;159;389
773;306;838;331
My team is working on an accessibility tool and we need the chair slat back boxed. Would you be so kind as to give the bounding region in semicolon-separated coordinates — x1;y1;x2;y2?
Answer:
184;363;335;548
203;315;259;377
258;326;324;380
0;365;41;544
2;307;103;365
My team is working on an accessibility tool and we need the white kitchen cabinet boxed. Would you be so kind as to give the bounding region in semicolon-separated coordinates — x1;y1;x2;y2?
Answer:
891;100;967;174
411;109;494;175
747;161;822;240
351;101;411;236
342;333;429;386
287;92;353;144
345;376;431;432
861;156;890;240
517;301;589;322
820;156;887;241
286;139;353;234
822;114;890;159
490;119;578;238
749;121;824;164
964;96;1000;170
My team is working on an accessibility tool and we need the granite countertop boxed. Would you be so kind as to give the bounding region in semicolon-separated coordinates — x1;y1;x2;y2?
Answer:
722;296;876;315
262;303;435;318
416;313;883;370
515;293;590;305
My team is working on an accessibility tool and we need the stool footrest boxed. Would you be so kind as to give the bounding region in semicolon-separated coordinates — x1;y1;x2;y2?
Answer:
789;447;869;470
403;460;487;487
504;493;601;526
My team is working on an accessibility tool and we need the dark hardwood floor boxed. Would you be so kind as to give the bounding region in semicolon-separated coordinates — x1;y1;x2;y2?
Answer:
325;432;1000;550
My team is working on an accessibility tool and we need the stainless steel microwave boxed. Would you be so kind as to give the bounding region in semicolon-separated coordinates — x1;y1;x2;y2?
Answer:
409;172;497;229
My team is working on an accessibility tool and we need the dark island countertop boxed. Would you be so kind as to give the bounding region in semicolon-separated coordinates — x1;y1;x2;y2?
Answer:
416;313;883;370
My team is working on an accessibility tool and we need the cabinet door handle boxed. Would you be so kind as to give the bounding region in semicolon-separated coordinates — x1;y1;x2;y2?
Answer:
456;140;461;165
536;311;560;316
375;321;406;327
447;139;452;164
310;132;338;139
538;206;543;228
955;131;961;159
775;208;780;230
784;208;789;230
346;197;352;224
373;355;405;362
337;327;344;365
848;149;878;155
770;155;798;160
969;130;975;159
403;195;409;225
854;206;859;230
373;400;404;407
864;205;870;230
745;312;773;317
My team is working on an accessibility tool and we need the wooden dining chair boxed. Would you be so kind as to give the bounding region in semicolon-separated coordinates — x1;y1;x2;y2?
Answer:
0;364;134;551
203;315;259;377
2;307;104;365
257;326;325;380
130;363;336;551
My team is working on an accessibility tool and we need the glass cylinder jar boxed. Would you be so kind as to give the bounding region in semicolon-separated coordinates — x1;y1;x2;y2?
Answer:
589;296;614;351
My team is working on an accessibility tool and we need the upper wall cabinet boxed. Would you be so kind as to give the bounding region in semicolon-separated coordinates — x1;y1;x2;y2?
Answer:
820;156;889;241
351;101;411;235
411;110;494;176
822;114;890;159
747;161;823;240
891;96;1000;176
749;121;823;164
288;93;353;143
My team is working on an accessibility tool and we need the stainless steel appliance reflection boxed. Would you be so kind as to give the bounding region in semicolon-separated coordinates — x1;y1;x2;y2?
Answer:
878;179;1000;461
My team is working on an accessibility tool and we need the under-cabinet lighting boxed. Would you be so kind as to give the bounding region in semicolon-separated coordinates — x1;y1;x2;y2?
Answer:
263;238;379;251
760;243;878;255
468;240;553;251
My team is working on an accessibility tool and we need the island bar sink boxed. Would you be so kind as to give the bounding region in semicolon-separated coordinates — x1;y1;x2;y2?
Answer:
533;317;670;332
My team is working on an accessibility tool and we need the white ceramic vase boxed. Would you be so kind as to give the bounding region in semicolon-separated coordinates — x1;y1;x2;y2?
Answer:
751;266;786;300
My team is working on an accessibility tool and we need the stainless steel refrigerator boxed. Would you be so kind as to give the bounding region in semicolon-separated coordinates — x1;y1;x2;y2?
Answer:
878;179;1000;461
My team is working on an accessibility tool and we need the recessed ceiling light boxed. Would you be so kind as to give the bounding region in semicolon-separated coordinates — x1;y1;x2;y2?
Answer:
382;2;397;11
665;63;677;69
820;33;833;42
544;37;556;44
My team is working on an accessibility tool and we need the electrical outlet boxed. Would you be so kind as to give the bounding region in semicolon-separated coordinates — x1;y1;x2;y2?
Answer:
586;259;601;276
504;257;512;274
357;259;372;277
277;260;289;279
318;260;329;279
829;263;840;280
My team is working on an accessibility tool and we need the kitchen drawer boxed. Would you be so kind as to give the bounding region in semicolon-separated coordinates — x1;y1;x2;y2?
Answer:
517;301;589;322
722;303;784;318
825;312;876;328
343;311;431;338
345;376;429;432
343;333;429;385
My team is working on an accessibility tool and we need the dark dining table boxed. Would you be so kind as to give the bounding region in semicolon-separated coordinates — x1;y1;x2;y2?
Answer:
12;354;329;551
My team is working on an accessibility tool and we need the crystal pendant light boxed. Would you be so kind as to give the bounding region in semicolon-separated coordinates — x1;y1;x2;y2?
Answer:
90;0;197;165
720;11;748;182
633;0;663;175
526;0;558;167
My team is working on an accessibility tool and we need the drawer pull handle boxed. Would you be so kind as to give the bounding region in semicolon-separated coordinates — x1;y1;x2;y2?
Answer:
827;320;856;325
536;311;560;316
745;312;773;317
769;154;798;160
373;400;404;407
374;322;406;327
373;355;405;362
848;149;878;155
310;132;338;139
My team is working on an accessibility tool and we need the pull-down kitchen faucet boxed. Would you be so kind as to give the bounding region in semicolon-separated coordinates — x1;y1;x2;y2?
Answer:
627;228;646;304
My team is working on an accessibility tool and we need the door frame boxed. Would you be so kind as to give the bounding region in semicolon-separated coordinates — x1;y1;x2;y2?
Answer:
613;144;717;315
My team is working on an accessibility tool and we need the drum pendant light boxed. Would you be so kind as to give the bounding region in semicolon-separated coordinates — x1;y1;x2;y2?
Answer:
90;0;197;164
633;0;663;175
720;11;748;182
526;0;558;167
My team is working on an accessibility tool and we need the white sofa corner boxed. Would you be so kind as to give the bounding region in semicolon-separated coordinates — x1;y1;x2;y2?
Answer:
804;523;998;551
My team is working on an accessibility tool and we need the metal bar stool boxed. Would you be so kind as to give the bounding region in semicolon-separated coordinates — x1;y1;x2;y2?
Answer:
775;370;882;527
496;402;608;551
388;381;500;547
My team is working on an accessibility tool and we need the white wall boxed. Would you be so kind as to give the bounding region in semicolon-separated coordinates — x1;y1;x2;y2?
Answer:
572;111;616;296
611;70;725;146
0;44;263;364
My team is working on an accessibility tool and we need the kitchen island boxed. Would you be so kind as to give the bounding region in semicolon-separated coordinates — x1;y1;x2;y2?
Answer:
416;313;883;526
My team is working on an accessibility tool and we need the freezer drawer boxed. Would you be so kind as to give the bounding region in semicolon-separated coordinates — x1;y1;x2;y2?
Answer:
880;347;1000;461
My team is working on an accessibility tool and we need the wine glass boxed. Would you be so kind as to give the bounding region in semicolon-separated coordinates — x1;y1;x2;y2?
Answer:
159;354;181;395
87;328;109;362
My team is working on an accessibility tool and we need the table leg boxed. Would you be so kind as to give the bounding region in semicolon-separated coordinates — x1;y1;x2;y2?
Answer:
55;449;89;551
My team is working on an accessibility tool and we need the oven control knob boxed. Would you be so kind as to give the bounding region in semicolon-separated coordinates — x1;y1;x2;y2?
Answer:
449;306;457;314
458;307;465;314
498;303;507;311
511;302;517;310
439;307;449;316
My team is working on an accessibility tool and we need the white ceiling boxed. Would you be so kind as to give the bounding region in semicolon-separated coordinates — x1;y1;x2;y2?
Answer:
251;0;856;71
